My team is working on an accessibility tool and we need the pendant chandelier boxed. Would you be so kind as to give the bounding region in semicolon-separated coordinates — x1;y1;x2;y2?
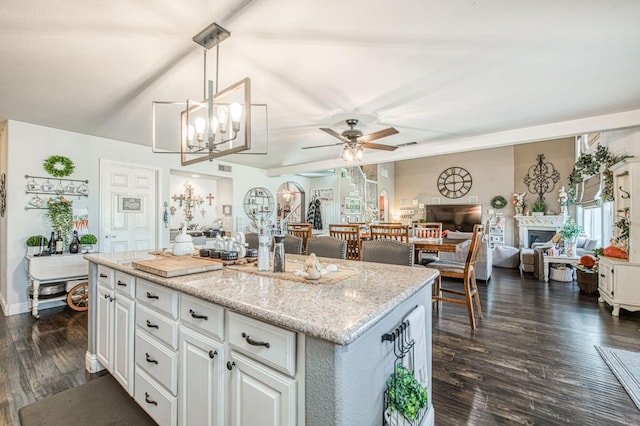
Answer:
152;22;252;166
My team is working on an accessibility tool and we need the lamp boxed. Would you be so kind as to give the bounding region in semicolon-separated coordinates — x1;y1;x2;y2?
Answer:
340;143;364;163
152;22;253;166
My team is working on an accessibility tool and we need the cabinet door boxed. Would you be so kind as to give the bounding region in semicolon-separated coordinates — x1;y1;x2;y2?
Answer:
614;266;640;305
228;351;296;426
113;294;135;395
96;282;113;371
179;326;225;426
598;262;614;298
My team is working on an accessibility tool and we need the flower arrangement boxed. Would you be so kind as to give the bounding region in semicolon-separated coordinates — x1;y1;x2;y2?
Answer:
560;219;583;242
47;196;73;245
363;206;379;226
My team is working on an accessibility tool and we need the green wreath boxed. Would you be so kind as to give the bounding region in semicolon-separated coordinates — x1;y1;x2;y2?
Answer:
490;195;508;209
43;155;75;178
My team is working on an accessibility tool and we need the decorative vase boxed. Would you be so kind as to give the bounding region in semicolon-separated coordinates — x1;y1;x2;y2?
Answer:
532;212;544;217
172;228;195;256
565;240;578;257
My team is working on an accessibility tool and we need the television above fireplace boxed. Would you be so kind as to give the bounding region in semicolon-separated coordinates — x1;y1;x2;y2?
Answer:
425;204;482;232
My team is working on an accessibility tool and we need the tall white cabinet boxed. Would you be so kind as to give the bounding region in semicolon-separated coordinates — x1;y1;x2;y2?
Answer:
599;158;640;316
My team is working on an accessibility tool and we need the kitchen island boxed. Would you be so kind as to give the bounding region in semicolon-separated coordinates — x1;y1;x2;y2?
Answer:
85;251;437;426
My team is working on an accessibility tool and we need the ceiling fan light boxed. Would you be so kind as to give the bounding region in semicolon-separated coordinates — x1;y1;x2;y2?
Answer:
355;146;364;161
341;146;353;162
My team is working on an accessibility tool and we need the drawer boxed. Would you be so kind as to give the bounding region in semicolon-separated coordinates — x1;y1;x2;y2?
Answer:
134;368;177;426
115;270;135;299
227;311;296;376
136;303;178;350
180;294;224;341
137;279;178;319
135;329;178;395
97;265;113;288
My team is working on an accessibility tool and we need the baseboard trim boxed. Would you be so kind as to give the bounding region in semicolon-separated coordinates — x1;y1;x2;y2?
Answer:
85;351;106;373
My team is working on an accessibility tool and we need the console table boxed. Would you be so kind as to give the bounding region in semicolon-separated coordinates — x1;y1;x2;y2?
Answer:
24;253;89;319
543;254;581;282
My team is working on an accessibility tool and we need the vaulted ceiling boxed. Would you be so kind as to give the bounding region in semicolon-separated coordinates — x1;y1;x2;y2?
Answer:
1;1;640;176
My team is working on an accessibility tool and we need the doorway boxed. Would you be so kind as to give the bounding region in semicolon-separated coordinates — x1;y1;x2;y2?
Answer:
276;182;306;224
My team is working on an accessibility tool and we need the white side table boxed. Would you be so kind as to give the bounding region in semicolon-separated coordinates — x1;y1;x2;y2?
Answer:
543;254;581;282
24;253;89;319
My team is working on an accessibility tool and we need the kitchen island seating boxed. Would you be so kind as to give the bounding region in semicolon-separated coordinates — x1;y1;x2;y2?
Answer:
306;236;347;259
329;224;361;260
429;224;484;329
413;222;443;264
244;232;259;250
361;239;415;266
286;223;312;254
369;224;410;243
283;234;304;254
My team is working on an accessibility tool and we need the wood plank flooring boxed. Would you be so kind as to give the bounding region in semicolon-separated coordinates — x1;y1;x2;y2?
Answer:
0;267;639;425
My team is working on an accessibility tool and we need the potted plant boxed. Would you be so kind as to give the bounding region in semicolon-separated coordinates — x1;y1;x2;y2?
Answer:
532;200;546;216
560;219;583;257
385;365;428;422
25;235;48;255
79;234;97;253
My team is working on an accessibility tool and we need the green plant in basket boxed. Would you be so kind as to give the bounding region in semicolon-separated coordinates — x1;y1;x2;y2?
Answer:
79;234;97;245
26;235;48;247
386;365;428;421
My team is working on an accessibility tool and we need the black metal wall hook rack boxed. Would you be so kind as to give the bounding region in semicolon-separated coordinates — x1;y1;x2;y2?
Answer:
24;174;89;184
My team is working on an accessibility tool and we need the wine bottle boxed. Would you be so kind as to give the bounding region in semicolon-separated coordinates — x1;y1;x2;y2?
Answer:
47;231;56;255
69;230;80;254
55;230;64;254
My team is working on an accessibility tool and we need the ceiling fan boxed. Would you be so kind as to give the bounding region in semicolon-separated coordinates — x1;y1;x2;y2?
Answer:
302;119;398;162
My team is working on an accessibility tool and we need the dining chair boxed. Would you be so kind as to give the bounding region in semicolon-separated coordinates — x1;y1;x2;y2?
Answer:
361;239;415;266
329;224;361;260
286;223;312;254
429;224;484;329
413;222;443;264
369;224;409;243
283;234;304;255
306;236;347;259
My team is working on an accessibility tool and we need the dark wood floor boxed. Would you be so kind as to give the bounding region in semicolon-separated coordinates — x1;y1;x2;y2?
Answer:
1;268;639;425
433;267;640;426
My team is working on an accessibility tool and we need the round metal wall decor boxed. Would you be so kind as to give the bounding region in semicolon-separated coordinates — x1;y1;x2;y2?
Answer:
243;187;275;220
437;166;473;199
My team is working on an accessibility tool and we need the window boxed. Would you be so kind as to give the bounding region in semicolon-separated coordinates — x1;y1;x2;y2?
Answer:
580;201;613;247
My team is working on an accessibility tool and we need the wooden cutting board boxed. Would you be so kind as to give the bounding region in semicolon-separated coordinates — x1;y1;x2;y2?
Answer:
132;256;223;277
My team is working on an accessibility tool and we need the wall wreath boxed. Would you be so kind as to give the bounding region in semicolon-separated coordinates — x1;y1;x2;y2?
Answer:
490;195;508;209
43;155;75;178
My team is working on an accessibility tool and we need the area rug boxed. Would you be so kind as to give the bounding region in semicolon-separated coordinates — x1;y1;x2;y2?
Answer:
18;374;156;426
595;345;640;411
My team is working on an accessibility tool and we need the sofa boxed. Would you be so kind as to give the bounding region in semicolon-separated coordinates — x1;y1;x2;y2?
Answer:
437;231;492;282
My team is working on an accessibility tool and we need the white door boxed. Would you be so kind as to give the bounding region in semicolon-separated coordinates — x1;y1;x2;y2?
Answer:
100;160;158;253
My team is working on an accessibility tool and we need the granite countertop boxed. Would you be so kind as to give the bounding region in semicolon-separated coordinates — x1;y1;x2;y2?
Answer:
85;252;437;346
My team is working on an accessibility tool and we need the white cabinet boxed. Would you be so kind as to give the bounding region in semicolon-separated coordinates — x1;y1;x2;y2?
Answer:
599;159;640;316
227;312;298;426
135;279;179;426
228;351;297;426
95;266;136;395
598;257;640;316
178;325;225;426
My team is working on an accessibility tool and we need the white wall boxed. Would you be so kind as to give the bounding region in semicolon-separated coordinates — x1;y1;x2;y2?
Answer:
1;120;308;315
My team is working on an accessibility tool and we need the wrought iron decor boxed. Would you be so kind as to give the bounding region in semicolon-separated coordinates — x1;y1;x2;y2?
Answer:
523;154;560;203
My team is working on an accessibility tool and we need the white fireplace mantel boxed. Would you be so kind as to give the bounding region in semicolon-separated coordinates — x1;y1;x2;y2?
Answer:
515;215;569;248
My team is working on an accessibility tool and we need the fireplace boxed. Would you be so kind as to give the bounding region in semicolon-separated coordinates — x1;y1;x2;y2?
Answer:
527;230;556;247
515;215;568;248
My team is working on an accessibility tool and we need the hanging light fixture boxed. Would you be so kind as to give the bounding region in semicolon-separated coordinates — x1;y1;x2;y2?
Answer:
152;22;252;166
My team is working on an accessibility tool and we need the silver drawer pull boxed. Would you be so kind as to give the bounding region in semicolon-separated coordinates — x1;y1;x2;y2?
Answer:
145;353;158;364
242;332;270;348
189;309;208;320
144;392;158;406
146;320;159;329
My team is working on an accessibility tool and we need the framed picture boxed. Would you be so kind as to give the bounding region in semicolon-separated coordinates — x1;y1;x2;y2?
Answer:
222;204;232;215
344;197;361;215
119;196;143;212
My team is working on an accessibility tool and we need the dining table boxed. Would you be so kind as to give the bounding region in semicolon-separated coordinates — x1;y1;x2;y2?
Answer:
409;237;469;264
